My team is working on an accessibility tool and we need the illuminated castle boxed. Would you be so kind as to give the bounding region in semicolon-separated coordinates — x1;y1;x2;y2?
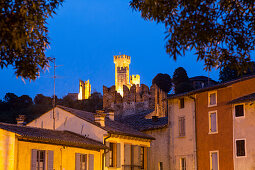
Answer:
78;80;91;100
114;54;140;96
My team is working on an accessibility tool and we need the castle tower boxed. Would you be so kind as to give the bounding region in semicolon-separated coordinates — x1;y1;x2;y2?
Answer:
130;74;140;86
114;54;131;96
78;80;91;100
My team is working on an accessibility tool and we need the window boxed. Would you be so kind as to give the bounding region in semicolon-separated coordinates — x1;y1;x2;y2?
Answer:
159;162;163;170
180;158;186;170
140;147;145;169
210;151;219;170
179;116;185;137
209;111;218;134
208;92;217;106
75;153;94;170
179;98;185;109
31;150;54;170
36;150;45;170
235;104;244;117
236;139;246;157
109;143;117;167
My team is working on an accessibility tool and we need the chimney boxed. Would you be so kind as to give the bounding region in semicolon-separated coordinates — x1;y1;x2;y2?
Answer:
95;110;106;127
16;115;26;126
105;108;115;121
152;116;158;122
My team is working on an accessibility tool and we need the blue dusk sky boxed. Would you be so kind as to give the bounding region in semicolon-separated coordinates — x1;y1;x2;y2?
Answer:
0;0;220;99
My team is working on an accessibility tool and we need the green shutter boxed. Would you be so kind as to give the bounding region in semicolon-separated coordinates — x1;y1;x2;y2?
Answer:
31;149;37;170
47;150;54;170
105;142;110;167
75;153;81;170
117;143;121;168
89;154;94;170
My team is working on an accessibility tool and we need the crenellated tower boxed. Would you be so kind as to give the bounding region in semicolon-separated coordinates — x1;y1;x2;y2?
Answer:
114;55;131;96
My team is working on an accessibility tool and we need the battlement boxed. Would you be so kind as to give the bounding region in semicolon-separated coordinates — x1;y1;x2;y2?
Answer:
114;55;131;65
130;74;140;86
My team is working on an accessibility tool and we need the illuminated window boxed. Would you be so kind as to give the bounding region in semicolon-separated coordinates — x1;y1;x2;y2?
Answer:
180;157;186;170
159;162;163;170
209;111;218;134
236;139;246;157
208;92;217;106
179;116;185;137
235;104;244;117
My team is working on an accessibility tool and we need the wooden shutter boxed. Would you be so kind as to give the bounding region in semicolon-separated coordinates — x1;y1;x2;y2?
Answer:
117;143;121;168
124;144;131;165
47;150;54;170
146;148;150;170
105;142;110;167
89;154;94;170
210;113;216;132
31;149;37;170
75;153;81;170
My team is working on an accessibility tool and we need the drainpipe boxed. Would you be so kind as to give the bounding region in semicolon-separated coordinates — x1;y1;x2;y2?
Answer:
102;133;111;170
189;95;197;170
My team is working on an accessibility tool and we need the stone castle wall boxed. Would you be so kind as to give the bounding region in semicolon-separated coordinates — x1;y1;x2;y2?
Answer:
103;84;167;118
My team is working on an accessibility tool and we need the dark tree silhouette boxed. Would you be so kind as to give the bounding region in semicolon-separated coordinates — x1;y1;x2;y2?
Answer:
152;73;172;93
173;67;193;94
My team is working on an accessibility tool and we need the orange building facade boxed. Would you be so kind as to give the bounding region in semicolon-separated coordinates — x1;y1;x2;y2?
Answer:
195;76;255;170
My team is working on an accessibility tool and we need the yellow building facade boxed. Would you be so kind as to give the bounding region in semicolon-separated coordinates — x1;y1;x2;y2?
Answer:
0;123;105;170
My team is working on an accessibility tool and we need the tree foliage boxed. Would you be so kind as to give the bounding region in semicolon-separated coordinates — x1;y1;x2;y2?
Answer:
0;0;63;80
130;0;255;72
173;67;193;94
219;61;255;82
152;73;172;93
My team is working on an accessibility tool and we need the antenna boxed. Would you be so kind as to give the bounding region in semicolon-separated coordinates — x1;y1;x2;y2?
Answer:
51;58;63;130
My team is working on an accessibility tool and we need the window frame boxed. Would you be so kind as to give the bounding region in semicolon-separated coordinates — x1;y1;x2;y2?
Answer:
208;91;217;107
209;150;219;170
178;116;186;137
208;110;218;134
140;146;145;169
36;150;46;170
109;142;117;167
180;157;186;170
234;103;245;118
235;139;247;158
80;154;88;170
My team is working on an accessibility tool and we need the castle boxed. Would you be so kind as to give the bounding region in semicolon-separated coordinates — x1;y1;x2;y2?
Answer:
114;54;140;96
78;79;91;100
103;54;167;118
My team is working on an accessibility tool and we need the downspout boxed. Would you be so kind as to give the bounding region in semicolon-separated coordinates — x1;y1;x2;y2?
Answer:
189;95;197;170
103;133;111;170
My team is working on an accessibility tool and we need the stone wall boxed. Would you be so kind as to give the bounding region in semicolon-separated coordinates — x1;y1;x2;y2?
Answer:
103;83;167;118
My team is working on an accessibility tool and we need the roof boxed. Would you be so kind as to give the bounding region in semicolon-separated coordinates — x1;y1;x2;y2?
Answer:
228;92;255;104
119;110;168;131
168;74;255;100
0;122;107;150
57;105;154;140
189;76;217;83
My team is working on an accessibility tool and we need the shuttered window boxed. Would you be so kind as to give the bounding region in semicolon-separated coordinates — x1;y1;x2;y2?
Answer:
31;150;53;170
236;139;246;157
179;98;185;109
209;92;217;106
179;117;185;137
75;153;94;170
105;142;121;168
209;111;217;133
210;151;219;170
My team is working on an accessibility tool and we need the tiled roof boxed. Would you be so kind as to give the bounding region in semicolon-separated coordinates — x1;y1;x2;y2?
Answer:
0;122;106;150
119;110;168;131
57;105;154;140
228;92;255;104
167;74;255;100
